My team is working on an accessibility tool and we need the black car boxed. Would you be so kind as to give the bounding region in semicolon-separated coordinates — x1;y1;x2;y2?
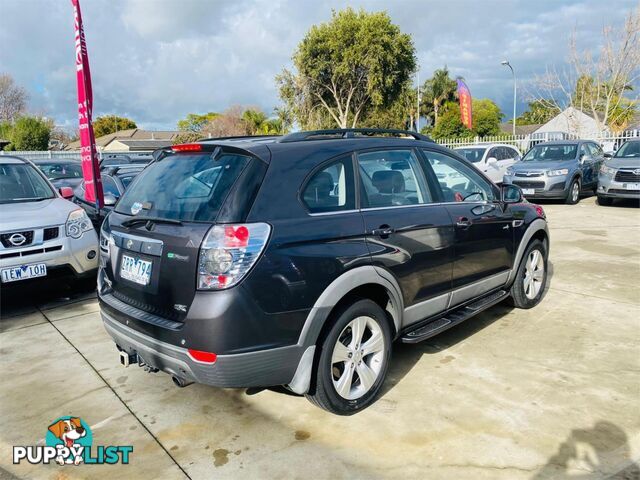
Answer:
98;129;549;415
74;165;145;228
32;159;85;190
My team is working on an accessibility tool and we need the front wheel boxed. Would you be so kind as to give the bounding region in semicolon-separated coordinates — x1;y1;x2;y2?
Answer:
509;239;548;309
565;178;581;204
306;299;392;415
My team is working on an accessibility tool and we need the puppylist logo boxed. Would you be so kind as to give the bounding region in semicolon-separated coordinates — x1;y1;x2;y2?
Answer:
13;416;133;466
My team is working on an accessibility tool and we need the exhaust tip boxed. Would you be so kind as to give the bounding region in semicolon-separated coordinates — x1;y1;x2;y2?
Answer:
172;376;193;388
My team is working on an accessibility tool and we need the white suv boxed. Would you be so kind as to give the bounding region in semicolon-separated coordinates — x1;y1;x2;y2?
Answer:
0;156;98;286
454;144;521;184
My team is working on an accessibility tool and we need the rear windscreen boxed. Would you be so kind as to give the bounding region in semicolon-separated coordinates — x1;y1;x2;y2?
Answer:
115;152;250;222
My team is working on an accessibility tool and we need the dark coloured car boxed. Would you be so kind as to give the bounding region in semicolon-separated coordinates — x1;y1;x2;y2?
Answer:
597;139;640;205
74;165;145;228
503;140;605;204
33;159;84;190
98;129;549;415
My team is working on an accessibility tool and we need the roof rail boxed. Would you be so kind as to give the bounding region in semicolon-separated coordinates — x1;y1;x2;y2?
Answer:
278;128;432;143
197;135;280;143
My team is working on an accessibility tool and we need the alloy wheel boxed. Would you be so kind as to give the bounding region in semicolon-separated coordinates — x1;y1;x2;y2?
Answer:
331;316;385;400
571;182;580;203
523;249;545;300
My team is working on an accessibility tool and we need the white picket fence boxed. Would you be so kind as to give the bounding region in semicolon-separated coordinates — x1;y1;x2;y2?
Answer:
436;129;640;153
0;150;154;161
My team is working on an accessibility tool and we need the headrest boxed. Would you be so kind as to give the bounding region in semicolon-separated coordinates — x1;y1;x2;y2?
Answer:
372;170;405;194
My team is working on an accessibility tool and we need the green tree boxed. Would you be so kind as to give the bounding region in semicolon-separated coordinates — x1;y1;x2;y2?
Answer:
472;98;503;137
421;67;458;127
8;116;51;150
92;115;137;138
428;102;472;139
241;109;269;135
277;8;416;129
360;82;418;130
177;112;219;132
516;100;560;125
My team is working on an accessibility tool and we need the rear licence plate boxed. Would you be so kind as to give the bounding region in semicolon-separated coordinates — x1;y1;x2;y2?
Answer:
624;183;639;190
120;255;152;286
1;263;47;283
521;188;535;195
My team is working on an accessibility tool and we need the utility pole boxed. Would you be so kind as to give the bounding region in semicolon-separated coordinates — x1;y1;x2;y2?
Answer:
416;72;420;132
501;60;517;137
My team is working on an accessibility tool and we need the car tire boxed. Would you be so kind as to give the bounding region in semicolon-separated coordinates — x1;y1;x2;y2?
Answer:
306;299;392;415
598;195;613;206
565;178;581;205
509;239;548;309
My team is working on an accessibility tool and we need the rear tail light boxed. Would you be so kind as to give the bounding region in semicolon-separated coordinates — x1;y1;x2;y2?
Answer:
197;223;271;290
534;204;545;218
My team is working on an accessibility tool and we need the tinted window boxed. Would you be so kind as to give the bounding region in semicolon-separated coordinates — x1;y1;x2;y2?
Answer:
302;156;355;213
118;174;138;189
579;144;591;159
456;148;486;163
358;149;432;208
489;148;504;160
115;152;250;222
615;141;640;158
422;149;495;202
0;163;55;204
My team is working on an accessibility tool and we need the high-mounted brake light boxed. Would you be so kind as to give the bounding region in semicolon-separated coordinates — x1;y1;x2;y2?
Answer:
188;349;217;364
198;223;271;290
172;143;203;152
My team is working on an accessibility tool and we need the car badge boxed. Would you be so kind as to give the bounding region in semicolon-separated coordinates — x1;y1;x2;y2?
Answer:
633;169;640;175
8;233;26;246
173;304;187;313
126;239;134;249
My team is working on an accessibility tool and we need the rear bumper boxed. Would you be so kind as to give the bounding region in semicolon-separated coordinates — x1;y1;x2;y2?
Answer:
101;309;304;388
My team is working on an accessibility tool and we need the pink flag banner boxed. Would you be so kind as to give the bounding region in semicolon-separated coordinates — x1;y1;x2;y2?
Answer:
72;0;103;207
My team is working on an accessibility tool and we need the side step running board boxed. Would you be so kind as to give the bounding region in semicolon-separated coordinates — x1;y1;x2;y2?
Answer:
401;289;508;344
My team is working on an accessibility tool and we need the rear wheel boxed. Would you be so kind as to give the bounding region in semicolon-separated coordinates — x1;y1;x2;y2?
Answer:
598;195;613;206
509;239;547;309
565;178;581;204
306;299;391;415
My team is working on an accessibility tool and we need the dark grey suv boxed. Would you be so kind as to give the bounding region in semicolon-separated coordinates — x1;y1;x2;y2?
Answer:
98;129;550;415
503;140;605;204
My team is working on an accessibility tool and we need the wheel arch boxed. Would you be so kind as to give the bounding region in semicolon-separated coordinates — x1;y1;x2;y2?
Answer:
507;218;549;286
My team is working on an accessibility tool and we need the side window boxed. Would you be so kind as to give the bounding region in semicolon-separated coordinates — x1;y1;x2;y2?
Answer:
302;156;355;213
487;148;499;161
101;175;120;197
508;147;521;161
579;144;591;159
421;149;495;202
357;149;433;208
587;143;601;157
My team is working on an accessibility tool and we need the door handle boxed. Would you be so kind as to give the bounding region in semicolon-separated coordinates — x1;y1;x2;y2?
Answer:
372;226;395;237
456;217;471;229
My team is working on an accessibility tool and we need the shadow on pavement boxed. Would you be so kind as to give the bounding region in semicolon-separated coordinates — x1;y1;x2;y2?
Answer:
532;421;640;479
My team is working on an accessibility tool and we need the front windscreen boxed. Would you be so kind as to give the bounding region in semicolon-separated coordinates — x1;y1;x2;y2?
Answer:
615;142;640;158
522;144;577;162
456;148;486;163
0;163;55;204
115;152;250;222
37;162;83;179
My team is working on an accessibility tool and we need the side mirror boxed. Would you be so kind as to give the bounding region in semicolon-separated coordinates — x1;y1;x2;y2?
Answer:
604;152;612;158
59;186;74;199
487;157;498;165
103;193;118;206
501;183;522;204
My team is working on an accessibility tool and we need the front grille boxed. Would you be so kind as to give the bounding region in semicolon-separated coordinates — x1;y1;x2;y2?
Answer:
515;171;544;177
614;170;640;183
0;230;34;248
112;289;183;322
43;227;59;241
608;188;640;195
513;181;546;189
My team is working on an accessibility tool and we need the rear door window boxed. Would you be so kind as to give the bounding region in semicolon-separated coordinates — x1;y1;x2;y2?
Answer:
115;152;251;222
302;155;355;213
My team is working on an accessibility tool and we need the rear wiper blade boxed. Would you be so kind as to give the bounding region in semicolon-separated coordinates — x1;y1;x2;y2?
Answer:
121;216;183;227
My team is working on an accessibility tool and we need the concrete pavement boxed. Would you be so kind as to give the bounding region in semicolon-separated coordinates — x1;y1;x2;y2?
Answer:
1;196;639;479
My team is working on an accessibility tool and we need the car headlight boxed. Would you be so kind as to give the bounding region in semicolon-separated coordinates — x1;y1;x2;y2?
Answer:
600;165;616;177
505;167;514;176
547;168;569;177
65;209;93;239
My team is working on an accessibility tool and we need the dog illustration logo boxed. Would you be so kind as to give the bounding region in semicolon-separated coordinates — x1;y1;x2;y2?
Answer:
46;416;92;465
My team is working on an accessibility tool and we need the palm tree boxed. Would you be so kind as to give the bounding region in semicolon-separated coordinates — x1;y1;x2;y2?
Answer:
421;67;458;127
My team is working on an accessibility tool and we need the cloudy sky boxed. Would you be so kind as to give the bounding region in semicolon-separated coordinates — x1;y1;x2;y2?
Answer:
0;0;636;130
